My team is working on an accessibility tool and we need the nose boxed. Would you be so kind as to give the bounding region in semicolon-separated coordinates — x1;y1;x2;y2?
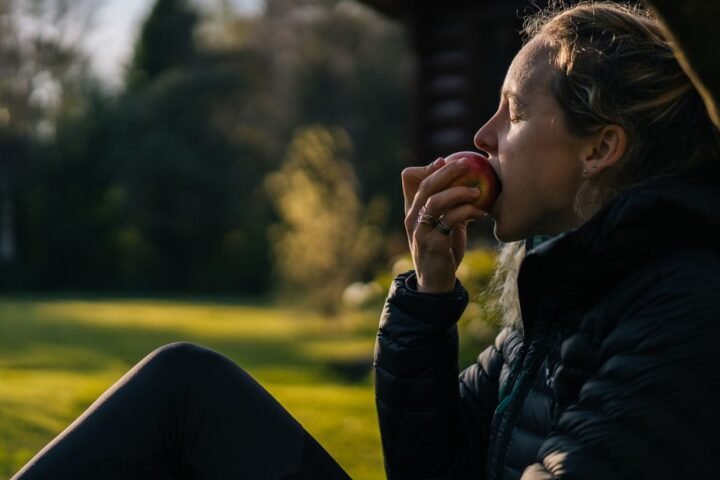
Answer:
473;114;499;156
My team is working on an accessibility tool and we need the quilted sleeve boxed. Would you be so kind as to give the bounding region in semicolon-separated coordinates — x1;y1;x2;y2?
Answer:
375;271;505;479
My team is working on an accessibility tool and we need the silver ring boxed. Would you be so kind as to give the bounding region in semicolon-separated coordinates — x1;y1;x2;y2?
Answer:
417;206;438;227
436;219;454;236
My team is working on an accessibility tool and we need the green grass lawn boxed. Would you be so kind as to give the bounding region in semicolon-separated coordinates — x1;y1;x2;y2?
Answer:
0;296;384;479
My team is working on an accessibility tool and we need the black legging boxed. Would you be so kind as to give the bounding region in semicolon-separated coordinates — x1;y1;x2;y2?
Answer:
12;342;351;479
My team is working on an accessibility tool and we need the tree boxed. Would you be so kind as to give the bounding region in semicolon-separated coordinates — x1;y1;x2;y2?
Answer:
111;63;275;291
0;0;96;286
101;0;279;292
126;0;199;90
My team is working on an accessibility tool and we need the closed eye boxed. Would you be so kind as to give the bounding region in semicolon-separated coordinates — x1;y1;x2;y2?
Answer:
501;88;528;123
508;102;526;123
509;110;525;123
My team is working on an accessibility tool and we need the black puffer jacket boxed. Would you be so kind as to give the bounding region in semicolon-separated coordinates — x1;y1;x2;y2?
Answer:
374;175;720;479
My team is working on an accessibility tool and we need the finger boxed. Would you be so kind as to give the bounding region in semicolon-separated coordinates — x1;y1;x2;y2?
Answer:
415;203;486;243
401;157;445;214
404;185;479;237
410;203;486;257
410;204;484;293
423;186;483;220
425;157;446;173
439;204;489;230
452;215;489;265
408;158;471;221
444;206;487;263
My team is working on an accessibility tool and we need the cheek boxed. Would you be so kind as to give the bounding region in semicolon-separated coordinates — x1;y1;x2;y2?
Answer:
500;140;544;197
521;134;580;196
498;140;575;214
500;120;576;178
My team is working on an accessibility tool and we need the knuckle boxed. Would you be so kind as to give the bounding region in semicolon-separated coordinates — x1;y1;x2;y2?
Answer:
404;216;414;230
401;167;420;181
440;211;459;225
424;195;440;211
416;179;430;196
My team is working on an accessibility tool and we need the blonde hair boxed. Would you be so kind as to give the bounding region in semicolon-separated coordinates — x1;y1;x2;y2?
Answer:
491;1;720;328
488;241;525;329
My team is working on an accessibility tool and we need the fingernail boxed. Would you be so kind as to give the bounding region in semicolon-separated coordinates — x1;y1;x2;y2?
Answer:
470;188;481;195
432;157;445;167
457;158;468;167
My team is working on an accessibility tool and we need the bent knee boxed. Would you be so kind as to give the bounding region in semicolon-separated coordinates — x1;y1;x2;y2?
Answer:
140;342;231;379
138;342;262;400
150;341;214;361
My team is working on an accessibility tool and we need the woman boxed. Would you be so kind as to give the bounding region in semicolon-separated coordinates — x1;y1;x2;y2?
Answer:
375;2;720;479
13;2;719;479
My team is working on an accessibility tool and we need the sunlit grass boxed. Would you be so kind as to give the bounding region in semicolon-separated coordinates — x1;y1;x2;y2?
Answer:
269;383;383;479
32;300;327;339
0;296;383;479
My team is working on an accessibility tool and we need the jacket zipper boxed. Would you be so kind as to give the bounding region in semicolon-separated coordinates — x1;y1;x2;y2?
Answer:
486;332;551;479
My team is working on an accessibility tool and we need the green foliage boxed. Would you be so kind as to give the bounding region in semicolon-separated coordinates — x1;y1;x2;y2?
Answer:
4;0;415;296
456;248;498;300
13;91;120;289
109;57;277;292
456;248;502;367
363;247;501;367
10;2;284;294
0;0;94;283
266;126;387;314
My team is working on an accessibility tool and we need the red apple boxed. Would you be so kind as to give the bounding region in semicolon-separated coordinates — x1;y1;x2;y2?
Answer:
444;151;501;212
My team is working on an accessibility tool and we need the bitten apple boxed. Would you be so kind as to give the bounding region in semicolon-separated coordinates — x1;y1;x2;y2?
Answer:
444;151;501;212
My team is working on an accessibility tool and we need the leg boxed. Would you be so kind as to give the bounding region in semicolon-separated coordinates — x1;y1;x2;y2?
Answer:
12;342;350;480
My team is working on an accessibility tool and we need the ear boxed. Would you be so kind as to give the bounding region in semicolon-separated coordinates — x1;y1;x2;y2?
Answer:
581;124;627;176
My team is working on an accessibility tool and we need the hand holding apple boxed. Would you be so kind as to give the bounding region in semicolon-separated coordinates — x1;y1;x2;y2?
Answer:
443;151;502;212
400;153;498;293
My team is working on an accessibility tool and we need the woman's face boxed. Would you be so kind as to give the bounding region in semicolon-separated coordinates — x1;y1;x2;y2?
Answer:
475;38;589;242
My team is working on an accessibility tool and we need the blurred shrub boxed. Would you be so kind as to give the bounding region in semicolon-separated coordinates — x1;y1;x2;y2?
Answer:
371;248;497;303
351;246;501;366
266;126;387;314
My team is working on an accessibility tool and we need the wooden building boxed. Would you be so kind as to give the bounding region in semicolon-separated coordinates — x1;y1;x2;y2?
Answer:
358;0;548;164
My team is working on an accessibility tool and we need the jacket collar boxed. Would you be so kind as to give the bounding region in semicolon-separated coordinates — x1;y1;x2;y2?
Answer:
517;174;720;333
